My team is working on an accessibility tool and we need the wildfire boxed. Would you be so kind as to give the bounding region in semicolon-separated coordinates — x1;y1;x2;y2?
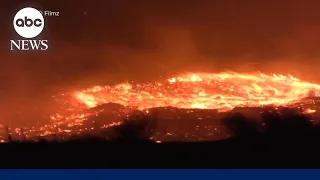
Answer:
2;72;320;142
70;72;320;113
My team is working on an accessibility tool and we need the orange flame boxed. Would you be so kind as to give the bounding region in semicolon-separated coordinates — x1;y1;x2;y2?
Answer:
3;72;320;142
71;72;320;112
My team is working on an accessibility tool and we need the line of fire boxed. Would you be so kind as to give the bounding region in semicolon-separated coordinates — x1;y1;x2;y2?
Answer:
1;72;320;143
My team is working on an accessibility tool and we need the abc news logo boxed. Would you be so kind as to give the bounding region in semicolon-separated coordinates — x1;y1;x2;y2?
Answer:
10;7;48;51
15;16;43;27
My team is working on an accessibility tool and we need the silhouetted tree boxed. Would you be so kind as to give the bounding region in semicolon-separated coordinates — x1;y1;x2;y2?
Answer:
261;107;313;139
261;109;283;137
20;128;26;141
222;112;260;139
4;126;12;143
112;111;157;142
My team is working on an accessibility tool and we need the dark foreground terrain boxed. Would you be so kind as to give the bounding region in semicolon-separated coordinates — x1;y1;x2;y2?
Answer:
2;107;320;168
1;138;320;168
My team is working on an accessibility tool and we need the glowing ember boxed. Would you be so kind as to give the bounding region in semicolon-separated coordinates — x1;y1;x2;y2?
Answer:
304;108;316;114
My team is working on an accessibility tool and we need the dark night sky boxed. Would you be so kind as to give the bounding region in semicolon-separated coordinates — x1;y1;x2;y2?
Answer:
0;0;320;125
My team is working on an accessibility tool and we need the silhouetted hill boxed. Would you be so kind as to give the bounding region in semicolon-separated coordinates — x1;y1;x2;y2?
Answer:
1;106;320;168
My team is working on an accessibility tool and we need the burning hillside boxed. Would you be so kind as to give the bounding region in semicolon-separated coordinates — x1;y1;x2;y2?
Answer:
70;72;320;111
2;72;320;142
50;72;320;128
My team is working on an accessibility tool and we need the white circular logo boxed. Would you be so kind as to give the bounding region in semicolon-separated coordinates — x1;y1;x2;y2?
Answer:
13;7;44;38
